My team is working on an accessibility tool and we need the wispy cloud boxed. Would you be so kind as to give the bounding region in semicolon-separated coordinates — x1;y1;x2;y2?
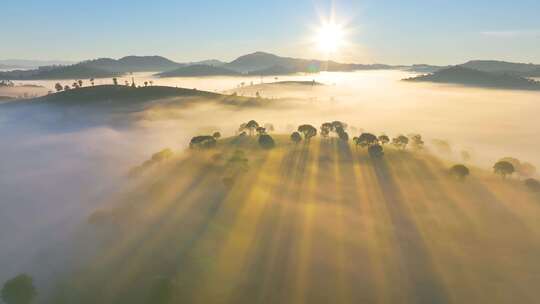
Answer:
480;30;540;38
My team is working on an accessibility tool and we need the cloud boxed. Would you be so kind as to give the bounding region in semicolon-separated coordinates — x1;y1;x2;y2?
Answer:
480;30;540;38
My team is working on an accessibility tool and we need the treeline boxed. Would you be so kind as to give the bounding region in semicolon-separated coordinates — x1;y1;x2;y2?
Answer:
52;77;155;92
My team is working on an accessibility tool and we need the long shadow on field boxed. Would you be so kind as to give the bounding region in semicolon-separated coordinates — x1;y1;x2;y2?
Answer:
372;157;450;304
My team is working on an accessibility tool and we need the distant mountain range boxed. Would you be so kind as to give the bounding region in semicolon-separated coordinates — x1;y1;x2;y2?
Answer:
157;64;240;77
1;52;540;81
0;52;396;80
0;59;74;69
404;66;540;91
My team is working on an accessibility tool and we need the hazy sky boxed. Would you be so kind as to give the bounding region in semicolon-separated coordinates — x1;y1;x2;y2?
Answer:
2;0;540;64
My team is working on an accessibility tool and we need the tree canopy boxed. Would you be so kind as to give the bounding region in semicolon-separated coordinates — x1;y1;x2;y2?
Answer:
189;135;217;149
298;125;317;141
493;161;514;178
1;274;36;304
450;164;470;180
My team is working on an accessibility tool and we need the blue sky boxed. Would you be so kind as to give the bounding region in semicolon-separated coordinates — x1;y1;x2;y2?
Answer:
2;0;540;64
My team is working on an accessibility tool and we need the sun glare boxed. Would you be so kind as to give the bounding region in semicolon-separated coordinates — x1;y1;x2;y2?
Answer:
316;22;346;54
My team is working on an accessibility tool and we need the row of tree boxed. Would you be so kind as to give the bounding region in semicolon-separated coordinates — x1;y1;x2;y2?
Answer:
54;78;155;92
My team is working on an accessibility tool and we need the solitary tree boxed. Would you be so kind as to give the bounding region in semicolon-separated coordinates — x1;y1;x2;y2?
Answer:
54;83;63;92
450;164;470;180
112;78;118;85
298;124;317;142
77;79;83;87
245;120;259;136
189;135;217;149
493;161;514;178
1;274;36;304
144;81;148;87
392;135;409;149
378;135;390;145
258;134;275;149
90;78;95;86
290;132;302;145
368;144;384;158
212;132;221;139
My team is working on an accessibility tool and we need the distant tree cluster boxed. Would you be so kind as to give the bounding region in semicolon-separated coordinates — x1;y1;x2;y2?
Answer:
2;274;36;304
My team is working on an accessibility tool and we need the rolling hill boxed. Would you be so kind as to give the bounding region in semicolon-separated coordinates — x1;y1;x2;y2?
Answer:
460;60;540;77
156;64;241;77
224;51;394;74
404;66;540;90
46;134;540;304
0;64;120;80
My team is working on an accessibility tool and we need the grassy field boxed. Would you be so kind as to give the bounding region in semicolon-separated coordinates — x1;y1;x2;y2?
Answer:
51;135;540;304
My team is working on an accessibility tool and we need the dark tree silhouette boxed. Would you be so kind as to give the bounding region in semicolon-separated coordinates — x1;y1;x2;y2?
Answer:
77;79;83;87
493;161;514;178
378;135;390;145
112;78;118;85
258;134;275;149
90;78;95;86
524;178;540;192
450;164;470;180
356;133;378;148
1;274;36;304
331;121;347;132
189;135;217;149
54;83;63;92
320;122;332;138
144;81;148;87
298;124;317;141
368;144;384;158
290;132;302;144
245;120;259;136
212;132;221;139
256;127;266;136
337;129;349;142
392;135;409;149
63;85;71;91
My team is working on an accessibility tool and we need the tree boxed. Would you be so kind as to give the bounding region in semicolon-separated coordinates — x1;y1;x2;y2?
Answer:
256;127;266;136
410;134;424;150
189;135;217;149
90;78;95;86
144;81;148;87
524;178;540;192
63;85;71;91
493;161;514;178
298;124;317;141
355;133;378;148
112;78;118;85
258;134;275;149
212;132;221;139
392;135;409;149
77;79;83;87
378;135;390;145
330;121;347;132
245;120;259;136
54;83;63;92
72;82;79;89
368;144;384;158
290;132;302;144
450;164;470;180
320;122;332;139
1;274;36;304
337;129;349;142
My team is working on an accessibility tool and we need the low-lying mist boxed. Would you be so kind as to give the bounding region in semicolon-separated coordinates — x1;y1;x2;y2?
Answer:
1;70;540;299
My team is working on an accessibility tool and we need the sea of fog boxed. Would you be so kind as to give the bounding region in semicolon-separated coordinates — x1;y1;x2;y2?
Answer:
2;70;540;293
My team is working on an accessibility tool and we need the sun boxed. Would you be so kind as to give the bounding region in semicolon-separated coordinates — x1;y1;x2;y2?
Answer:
316;22;346;54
